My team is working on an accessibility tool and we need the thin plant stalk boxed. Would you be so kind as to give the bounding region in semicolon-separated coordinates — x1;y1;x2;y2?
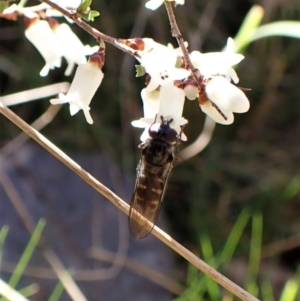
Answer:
0;102;259;301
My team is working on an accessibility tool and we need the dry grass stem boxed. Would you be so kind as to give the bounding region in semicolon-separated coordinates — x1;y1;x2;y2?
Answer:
0;104;62;159
0;102;259;301
0;82;70;106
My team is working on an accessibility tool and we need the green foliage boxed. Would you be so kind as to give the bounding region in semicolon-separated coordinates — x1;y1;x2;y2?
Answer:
174;212;300;301
233;5;264;52
78;0;100;21
79;0;92;13
135;65;146;77
48;280;65;301
0;220;45;301
245;213;262;297
0;2;9;13
279;279;298;301
0;226;9;271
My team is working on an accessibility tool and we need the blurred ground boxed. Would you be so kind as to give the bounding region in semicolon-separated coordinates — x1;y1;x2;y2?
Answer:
0;142;175;301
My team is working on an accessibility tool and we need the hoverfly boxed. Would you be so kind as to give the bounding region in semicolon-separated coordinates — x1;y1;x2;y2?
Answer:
129;116;180;239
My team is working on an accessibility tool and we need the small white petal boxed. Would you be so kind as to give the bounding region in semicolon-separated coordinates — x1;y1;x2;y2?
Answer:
190;51;244;83
140;127;151;141
158;79;185;120
83;109;93;124
84;45;100;55
69;103;80;116
223;37;235;53
200;101;234;125
131;119;149;128
206;76;250;113
39;65;51;77
141;88;160;118
145;0;164;10
50;93;70;105
184;84;199;100
145;77;160;93
226;68;239;84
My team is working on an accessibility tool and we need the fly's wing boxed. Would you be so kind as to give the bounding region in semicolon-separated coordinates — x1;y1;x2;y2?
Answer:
129;158;173;239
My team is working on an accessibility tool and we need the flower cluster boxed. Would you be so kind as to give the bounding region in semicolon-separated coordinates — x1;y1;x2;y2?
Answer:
131;38;189;141
1;1;103;124
127;37;249;141
1;1;249;136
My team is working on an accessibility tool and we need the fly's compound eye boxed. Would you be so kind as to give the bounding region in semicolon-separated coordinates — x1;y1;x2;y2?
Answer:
164;128;178;143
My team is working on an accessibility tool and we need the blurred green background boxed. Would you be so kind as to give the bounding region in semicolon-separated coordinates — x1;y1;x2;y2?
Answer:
1;0;300;300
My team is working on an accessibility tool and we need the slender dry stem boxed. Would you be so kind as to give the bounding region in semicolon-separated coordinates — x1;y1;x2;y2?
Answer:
0;102;259;301
164;1;203;88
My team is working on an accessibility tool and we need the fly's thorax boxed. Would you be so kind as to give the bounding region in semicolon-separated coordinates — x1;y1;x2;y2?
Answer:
143;138;174;168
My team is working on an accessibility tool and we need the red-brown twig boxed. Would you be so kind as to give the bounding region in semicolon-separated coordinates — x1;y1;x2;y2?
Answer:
37;0;136;57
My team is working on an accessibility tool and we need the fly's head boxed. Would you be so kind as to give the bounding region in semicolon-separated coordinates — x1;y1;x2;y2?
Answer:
148;116;178;145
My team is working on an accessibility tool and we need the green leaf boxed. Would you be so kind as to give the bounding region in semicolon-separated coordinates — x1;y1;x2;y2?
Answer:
261;279;275;301
219;209;251;264
0;2;9;12
175;57;184;68
8;220;45;289
279;278;298;301
245;213;263;297
282;176;300;203
0;226;9;271
200;235;220;301
48;280;65;301
88;10;99;21
79;0;92;13
135;65;145;77
79;10;100;22
250;21;300;42
234;5;264;52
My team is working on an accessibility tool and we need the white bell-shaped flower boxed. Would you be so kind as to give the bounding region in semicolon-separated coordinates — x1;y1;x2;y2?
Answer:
25;18;63;77
190;51;244;84
145;0;184;10
190;38;244;84
50;54;104;124
200;76;249;124
52;22;99;76
132;79;187;141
